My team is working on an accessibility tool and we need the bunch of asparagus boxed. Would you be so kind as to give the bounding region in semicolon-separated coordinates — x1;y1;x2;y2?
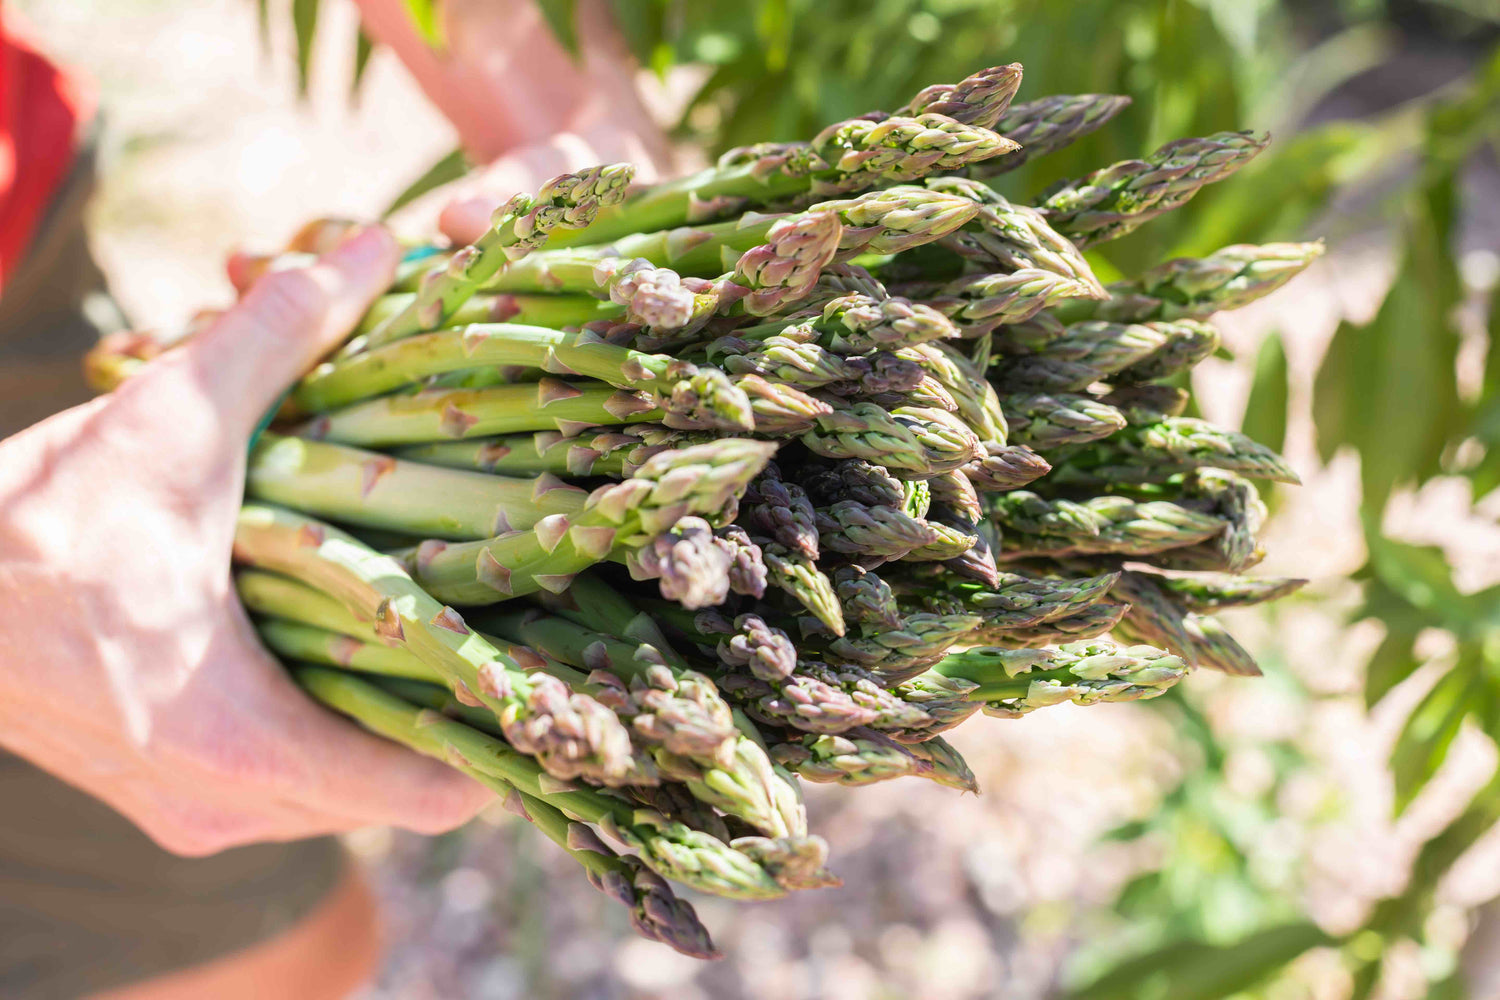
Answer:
88;63;1315;958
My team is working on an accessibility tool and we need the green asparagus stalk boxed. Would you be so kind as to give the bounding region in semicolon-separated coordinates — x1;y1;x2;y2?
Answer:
232;505;644;786
1106;569;1197;659
1153;573;1308;612
930;640;1188;716
1097;384;1191;423
760;541;846;636
399;440;773;606
962;445;1052;491
891;63;1024;128
247;434;594;539
992;321;1172;393
913;569;1122;634
802;402;984;478
992;493;1227;559
1003;392;1127;448
815;611;984;684
731;292;960;353
293;360;786;449
294;323;757;429
738;464;820;560
543;113;1016;249
293;665;830;899
236;568;375;637
1044;417;1300;487
363;164;635;350
894;341;1009;444
971;93;1133;176
293;667;720;957
1156;468;1270;572
897;268;1103;338
388;425;710;479
814;500;951;561
1036;131;1269;247
357;291;624;337
1182;612;1264;676
1113;319;1220;382
923;176;1103;293
717;657;934;737
772;728;977;791
1063;241;1327;323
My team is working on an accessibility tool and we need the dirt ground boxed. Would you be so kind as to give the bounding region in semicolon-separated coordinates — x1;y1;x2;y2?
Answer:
15;1;1500;996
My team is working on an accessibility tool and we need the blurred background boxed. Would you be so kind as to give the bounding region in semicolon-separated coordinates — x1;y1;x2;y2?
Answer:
13;0;1500;996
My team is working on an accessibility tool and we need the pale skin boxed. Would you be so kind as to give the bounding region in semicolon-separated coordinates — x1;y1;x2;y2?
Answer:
0;2;667;997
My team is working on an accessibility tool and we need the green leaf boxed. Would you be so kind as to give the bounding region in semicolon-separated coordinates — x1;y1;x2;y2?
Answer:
382;147;471;219
292;0;321;97
1241;330;1288;455
402;0;445;48
1065;922;1330;1000
351;26;374;100
1363;627;1420;710
1389;657;1478;815
535;0;580;58
1312;176;1465;513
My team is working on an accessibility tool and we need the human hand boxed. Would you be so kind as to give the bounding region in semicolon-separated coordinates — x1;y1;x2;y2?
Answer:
353;0;671;168
0;226;491;856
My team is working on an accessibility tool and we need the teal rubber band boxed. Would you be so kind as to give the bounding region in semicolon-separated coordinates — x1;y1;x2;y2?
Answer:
248;388;292;455
401;244;444;264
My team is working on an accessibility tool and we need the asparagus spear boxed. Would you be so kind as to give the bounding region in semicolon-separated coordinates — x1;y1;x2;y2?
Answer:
893;341;1009;445
1113;319;1221;382
962;445;1052;491
1059;241;1327;323
294;665;832;899
928;640;1187;716
992;493;1226;559
1159;468;1270;572
772;728;977;791
357;291;624;337
543;113;1016;248
363;164;635;350
295;364;786;448
890;63;1024;128
992;321;1172;393
896;268;1103;338
1044;417;1300;487
1152;572;1308;612
730;292;960;353
399;440;773;606
387;425;710;478
738;463;820;560
761;541;846;636
293;667;720;957
1036;130;1270;247
232;504;643;786
294;322;758;425
971;93;1133;176
247;434;593;539
1003;392;1127;448
923;176;1103;292
802;402;984;478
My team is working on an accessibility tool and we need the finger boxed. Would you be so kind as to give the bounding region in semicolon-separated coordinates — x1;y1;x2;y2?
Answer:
181;226;398;434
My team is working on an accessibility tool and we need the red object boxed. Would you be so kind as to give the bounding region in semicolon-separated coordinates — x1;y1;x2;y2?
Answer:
0;11;93;289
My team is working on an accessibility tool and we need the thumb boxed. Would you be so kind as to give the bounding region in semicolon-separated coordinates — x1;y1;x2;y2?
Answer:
184;226;398;434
